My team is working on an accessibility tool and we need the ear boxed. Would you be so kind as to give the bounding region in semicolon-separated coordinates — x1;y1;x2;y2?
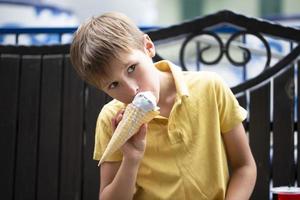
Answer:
143;34;156;58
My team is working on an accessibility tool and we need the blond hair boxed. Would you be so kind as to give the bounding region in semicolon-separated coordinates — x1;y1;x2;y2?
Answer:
70;12;145;88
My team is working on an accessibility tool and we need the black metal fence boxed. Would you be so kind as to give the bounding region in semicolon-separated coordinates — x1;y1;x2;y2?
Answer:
1;10;300;200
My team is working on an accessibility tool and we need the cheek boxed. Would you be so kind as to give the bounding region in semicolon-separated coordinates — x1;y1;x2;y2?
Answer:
138;70;160;97
110;93;132;104
138;72;153;88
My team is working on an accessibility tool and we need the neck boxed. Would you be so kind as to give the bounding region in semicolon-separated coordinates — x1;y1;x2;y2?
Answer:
157;70;176;117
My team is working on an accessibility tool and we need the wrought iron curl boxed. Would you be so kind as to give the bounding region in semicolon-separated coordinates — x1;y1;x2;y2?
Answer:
179;30;271;71
180;31;223;71
225;31;271;69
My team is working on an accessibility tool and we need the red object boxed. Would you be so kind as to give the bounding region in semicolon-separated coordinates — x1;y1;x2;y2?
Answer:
275;193;300;200
272;187;300;200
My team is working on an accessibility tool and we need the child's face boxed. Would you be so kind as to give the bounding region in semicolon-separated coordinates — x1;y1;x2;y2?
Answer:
100;42;160;104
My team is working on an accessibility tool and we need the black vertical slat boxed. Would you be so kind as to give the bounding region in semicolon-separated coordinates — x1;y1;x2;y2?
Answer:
297;60;300;186
59;55;84;200
273;67;295;186
249;83;271;200
236;94;247;130
83;86;107;200
237;94;247;109
14;55;42;200
0;54;20;200
237;95;247;109
36;55;63;200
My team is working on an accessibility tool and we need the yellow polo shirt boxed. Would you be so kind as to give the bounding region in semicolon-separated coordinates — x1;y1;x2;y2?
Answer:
93;60;247;200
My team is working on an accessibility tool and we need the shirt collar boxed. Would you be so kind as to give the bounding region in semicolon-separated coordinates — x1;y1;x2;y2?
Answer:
154;60;190;98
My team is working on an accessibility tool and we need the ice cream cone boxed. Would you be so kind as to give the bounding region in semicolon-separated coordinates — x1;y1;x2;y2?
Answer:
98;92;159;166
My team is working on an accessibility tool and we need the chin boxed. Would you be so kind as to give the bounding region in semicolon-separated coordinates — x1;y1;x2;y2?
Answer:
154;93;159;104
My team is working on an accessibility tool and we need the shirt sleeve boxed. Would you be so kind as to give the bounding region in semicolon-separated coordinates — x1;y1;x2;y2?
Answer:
93;105;123;162
213;73;248;133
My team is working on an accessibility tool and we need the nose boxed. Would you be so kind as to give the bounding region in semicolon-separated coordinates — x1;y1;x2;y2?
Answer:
125;80;139;96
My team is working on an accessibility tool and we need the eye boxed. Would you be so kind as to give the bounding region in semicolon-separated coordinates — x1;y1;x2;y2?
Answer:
108;81;118;89
127;65;136;73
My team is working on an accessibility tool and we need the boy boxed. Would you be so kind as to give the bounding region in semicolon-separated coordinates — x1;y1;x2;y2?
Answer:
70;12;257;200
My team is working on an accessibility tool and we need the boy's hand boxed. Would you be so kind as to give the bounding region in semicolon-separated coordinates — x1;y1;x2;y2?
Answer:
111;109;147;163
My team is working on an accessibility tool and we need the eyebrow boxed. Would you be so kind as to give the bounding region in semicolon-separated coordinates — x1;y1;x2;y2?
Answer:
101;75;112;88
102;60;134;88
103;79;112;89
122;61;132;68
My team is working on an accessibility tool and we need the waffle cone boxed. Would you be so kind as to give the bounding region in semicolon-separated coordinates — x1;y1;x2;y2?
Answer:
98;103;159;165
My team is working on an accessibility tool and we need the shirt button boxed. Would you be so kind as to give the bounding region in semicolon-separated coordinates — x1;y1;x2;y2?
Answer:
169;123;176;130
170;130;183;144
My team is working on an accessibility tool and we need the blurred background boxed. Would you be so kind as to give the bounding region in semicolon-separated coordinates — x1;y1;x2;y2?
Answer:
1;2;300;200
1;0;300;26
0;0;300;44
1;0;299;85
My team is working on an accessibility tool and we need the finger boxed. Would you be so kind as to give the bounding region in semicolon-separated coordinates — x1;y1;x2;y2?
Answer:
111;108;125;131
116;109;125;122
130;124;147;151
116;113;123;123
117;108;125;115
111;118;117;131
135;124;148;141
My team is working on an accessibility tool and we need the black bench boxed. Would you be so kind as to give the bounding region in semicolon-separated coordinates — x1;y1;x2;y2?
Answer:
1;10;300;200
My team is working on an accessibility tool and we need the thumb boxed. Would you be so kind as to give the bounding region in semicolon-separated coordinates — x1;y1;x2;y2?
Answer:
135;124;148;141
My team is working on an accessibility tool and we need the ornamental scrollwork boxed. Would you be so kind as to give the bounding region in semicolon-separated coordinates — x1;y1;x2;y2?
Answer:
179;30;271;71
